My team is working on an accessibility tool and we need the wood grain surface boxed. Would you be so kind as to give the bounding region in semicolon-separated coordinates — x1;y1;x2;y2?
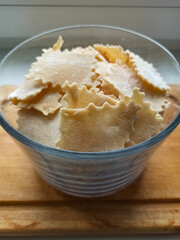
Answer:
0;85;180;235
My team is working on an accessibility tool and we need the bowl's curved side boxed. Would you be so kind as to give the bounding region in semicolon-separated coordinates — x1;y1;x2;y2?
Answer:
0;25;180;161
19;139;162;197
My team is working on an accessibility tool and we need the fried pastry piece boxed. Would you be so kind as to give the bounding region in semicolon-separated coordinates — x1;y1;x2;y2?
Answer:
126;50;169;91
57;100;139;152
94;44;128;64
26;49;97;88
124;88;164;145
17;109;61;148
95;61;168;112
8;79;47;102
61;81;117;108
52;36;64;51
13;87;62;115
95;61;141;98
71;46;107;62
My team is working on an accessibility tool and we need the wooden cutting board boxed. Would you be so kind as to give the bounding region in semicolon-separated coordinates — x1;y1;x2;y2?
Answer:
0;85;180;235
0;124;180;235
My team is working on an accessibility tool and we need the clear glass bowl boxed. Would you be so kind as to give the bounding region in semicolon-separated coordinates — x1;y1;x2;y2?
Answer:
0;25;180;198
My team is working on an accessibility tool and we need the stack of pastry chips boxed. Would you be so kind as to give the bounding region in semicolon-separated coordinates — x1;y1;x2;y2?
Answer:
8;37;169;152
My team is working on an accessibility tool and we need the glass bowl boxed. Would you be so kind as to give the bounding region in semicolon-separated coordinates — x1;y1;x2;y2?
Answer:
0;25;180;198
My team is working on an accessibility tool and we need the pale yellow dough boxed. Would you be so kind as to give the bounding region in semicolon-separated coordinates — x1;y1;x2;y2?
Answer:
8;79;47;102
94;44;128;64
95;61;168;112
57;101;139;152
7;36;169;152
26;49;97;88
62;81;117;108
14;88;62;115
124;88;164;145
126;50;169;91
17;109;61;148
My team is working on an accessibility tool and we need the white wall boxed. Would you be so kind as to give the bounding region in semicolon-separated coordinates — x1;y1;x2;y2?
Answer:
0;0;180;50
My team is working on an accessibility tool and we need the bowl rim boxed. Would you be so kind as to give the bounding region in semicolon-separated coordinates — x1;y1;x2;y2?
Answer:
0;24;180;160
